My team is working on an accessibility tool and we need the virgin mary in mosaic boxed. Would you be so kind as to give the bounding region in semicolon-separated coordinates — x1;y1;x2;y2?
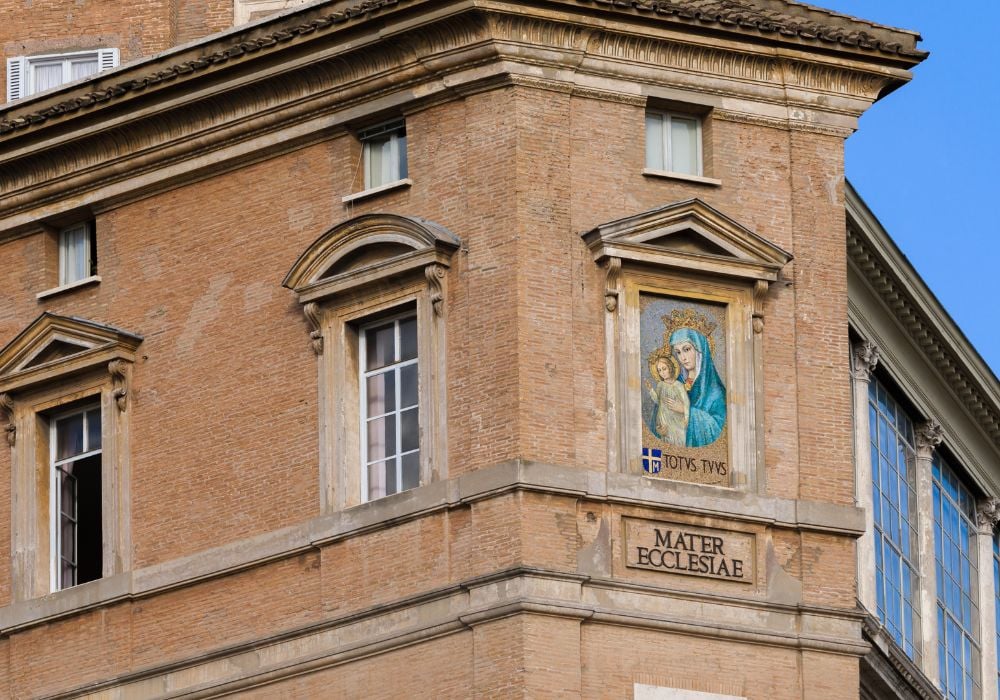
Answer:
641;297;729;484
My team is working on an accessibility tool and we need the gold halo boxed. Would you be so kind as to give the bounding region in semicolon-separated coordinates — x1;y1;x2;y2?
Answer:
647;351;678;383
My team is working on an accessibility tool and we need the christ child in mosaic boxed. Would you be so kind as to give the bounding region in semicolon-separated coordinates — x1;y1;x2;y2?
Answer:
645;353;690;446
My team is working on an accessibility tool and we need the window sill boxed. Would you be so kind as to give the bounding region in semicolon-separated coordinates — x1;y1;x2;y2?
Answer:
642;169;722;187
341;178;412;204
36;275;101;300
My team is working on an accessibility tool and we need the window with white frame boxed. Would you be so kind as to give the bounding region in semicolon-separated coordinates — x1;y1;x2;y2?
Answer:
50;403;103;591
645;111;702;176
361;313;419;501
869;378;922;661
59;221;97;286
360;119;407;190
7;49;118;102
932;454;981;700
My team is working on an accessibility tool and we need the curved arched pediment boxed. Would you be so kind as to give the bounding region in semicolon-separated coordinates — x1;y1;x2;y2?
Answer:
282;213;461;299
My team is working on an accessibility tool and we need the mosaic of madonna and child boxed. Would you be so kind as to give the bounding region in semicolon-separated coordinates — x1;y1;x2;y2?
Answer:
640;294;729;486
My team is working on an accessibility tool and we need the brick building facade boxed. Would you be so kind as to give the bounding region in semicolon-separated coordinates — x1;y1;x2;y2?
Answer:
0;0;996;698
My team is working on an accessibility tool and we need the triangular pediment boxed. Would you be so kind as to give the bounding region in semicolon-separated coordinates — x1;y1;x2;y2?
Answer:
580;199;792;282
0;313;143;390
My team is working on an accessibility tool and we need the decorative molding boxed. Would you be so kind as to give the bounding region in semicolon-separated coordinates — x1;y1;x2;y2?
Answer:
425;264;446;317
604;257;621;312
108;360;129;412
751;280;767;334
570;85;646;106
847;217;1000;449
302;302;324;355
977;498;1000;535
915;420;944;456
780;59;891;101
0;393;14;447
851;340;880;382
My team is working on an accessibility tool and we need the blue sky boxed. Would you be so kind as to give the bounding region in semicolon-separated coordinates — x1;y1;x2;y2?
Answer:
814;1;1000;376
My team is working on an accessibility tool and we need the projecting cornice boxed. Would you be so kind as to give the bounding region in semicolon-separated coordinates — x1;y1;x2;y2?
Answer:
846;183;1000;451
0;0;921;236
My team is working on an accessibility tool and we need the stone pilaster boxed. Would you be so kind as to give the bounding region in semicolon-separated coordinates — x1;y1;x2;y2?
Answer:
914;419;944;685
977;498;1000;700
851;341;880;614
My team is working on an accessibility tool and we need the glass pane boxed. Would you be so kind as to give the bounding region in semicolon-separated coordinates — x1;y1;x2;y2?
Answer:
60;225;88;284
669;117;699;175
401;364;418;409
397;132;408;179
386;457;399;496
56;413;85;460
366;415;396;461
366;371;395;416
32;62;63;94
400;317;417;361
401;452;419;491
364;137;388;189
86;409;101;451
365;323;395;370
367;460;390;501
400;407;419;453
70;59;98;81
645;113;664;170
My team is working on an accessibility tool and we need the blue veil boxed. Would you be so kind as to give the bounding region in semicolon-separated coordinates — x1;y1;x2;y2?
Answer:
669;328;726;447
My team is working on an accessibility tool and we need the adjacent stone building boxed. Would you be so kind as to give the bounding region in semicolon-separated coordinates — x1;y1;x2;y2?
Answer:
0;0;996;698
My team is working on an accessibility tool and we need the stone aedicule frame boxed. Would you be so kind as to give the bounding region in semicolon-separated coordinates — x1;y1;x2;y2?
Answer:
0;313;141;601
582;198;791;492
283;213;460;511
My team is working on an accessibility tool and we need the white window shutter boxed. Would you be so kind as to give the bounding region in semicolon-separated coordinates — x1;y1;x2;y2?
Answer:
6;56;26;102
97;48;119;73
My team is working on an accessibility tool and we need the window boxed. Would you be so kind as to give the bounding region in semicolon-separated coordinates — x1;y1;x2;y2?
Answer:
58;221;97;286
645;111;701;176
50;404;103;591
7;49;119;102
0;313;140;601
868;377;922;660
933;454;981;700
283;213;459;511
360;314;420;501
360;119;407;190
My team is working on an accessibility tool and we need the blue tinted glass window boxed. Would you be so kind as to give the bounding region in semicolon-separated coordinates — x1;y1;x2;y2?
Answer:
869;379;921;661
933;454;980;700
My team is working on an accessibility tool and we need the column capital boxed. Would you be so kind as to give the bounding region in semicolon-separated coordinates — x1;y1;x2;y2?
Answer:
852;341;880;381
977;498;1000;535
915;419;944;457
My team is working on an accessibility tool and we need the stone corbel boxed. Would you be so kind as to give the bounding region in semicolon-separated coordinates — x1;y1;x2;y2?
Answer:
851;340;880;382
108;360;129;412
915;419;944;457
751;280;768;334
0;393;14;446
976;497;1000;535
604;257;621;312
303;302;324;355
425;264;445;316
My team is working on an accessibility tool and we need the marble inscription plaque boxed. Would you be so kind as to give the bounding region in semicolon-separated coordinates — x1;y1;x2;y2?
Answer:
624;518;753;584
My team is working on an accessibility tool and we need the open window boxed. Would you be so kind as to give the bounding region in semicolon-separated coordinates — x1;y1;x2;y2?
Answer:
7;49;118;102
0;313;140;598
283;213;460;510
582;198;791;490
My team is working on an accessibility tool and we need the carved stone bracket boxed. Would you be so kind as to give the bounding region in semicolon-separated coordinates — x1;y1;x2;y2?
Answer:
0;393;14;446
426;264;445;317
604;257;621;313
852;340;880;382
976;498;1000;535
915;419;944;457
303;302;324;355
751;280;768;334
108;360;129;412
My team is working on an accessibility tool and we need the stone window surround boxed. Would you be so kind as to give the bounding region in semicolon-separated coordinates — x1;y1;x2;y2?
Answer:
582;198;791;493
851;338;1000;698
0;313;139;602
283;213;459;511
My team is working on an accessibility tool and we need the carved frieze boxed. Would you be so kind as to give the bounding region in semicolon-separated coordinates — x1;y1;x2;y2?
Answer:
851;341;880;382
976;498;1000;535
915;419;944;456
